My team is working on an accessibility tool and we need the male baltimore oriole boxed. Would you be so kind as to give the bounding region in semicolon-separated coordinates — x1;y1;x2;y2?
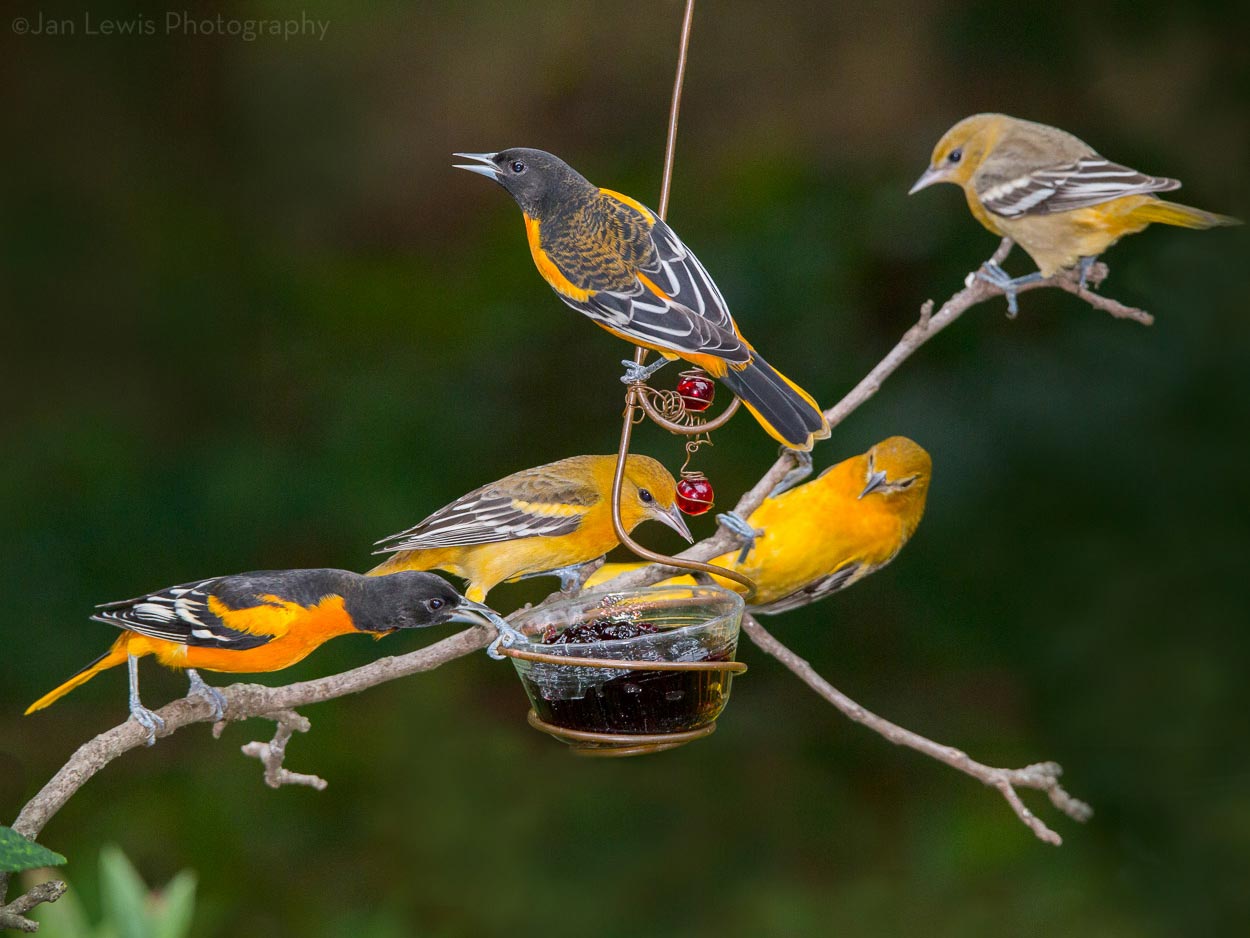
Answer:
453;149;830;451
369;454;692;601
586;437;931;614
910;113;1239;313
26;569;500;743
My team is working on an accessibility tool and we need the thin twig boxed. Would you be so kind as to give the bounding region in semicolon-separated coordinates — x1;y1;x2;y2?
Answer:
240;710;327;791
740;614;1093;845
0;880;67;933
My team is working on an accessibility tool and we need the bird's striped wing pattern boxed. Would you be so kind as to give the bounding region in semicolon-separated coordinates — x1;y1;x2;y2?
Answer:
567;202;751;367
374;472;590;552
751;563;865;615
979;158;1180;218
92;578;275;649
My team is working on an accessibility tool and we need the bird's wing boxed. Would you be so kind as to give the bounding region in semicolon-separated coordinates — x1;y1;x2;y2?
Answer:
750;563;865;615
374;468;592;552
562;194;752;369
92;578;280;649
978;158;1181;218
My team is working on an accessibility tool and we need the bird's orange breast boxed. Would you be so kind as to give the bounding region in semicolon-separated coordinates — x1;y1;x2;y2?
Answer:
524;214;594;302
128;595;362;674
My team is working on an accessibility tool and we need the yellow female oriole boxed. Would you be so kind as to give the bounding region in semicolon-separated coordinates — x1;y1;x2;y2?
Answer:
25;569;498;743
453;149;830;451
910;113;1238;312
586;437;931;613
369;454;692;601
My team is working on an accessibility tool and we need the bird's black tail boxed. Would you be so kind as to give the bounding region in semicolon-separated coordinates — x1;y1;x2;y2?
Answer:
719;355;829;452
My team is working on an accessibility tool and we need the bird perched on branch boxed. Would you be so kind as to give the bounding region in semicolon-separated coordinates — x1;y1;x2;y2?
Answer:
910;113;1239;313
453;148;830;451
369;454;692;601
25;569;500;744
585;437;931;614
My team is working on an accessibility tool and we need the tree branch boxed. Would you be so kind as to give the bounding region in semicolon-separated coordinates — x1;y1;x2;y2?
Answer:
7;624;494;849
1;236;1147;900
0;881;67;933
1;243;1148;895
596;237;1151;593
740;614;1092;845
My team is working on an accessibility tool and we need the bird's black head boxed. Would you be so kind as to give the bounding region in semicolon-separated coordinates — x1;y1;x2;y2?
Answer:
349;571;496;632
453;148;596;217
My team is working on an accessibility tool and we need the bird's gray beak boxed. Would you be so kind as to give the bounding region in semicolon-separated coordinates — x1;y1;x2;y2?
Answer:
448;599;502;627
859;469;889;500
453;152;501;180
656;505;694;543
908;165;944;195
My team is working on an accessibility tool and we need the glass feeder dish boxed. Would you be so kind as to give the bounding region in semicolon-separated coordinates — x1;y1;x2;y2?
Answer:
499;585;746;757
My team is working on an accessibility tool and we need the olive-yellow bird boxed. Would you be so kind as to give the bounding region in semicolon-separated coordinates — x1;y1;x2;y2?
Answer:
452;149;830;451
585;437;931;614
369;455;692;602
910;113;1238;312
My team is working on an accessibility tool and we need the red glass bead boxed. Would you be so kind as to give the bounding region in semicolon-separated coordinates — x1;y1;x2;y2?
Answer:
676;373;715;413
676;477;715;515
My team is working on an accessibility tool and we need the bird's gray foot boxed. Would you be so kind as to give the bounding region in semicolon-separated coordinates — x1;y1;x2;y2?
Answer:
769;450;814;497
620;357;670;385
1077;255;1098;291
127;655;164;746
717;511;764;564
977;262;1043;318
486;618;528;660
185;668;227;722
552;556;604;594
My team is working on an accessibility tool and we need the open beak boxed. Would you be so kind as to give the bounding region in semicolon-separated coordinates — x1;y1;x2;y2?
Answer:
449;599;503;627
453;152;501;180
655;505;694;544
908;165;944;195
859;469;889;500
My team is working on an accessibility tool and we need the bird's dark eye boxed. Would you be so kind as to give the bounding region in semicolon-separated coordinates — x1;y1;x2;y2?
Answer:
947;148;963;164
898;478;915;489
638;489;654;504
428;597;445;611
510;160;527;174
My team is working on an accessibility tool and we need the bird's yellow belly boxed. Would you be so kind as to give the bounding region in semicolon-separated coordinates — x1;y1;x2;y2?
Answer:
993;197;1155;277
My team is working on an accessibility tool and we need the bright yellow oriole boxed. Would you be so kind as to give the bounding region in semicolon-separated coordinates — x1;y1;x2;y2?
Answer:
586;437;931;613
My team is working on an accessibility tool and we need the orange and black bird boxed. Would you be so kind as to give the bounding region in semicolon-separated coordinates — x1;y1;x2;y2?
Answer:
453;149;830;451
25;569;503;744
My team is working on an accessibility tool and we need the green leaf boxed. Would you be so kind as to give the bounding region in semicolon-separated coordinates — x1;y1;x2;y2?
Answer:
98;845;152;938
0;825;66;873
151;871;197;938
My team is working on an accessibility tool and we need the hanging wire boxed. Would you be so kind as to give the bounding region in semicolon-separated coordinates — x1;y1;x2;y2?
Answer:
608;0;756;599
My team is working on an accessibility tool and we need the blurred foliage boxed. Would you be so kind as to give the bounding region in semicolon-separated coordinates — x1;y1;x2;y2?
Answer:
2;0;1248;936
30;845;196;938
0;826;65;874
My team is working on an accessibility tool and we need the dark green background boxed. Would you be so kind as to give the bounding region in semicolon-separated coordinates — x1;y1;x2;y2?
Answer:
3;2;1248;935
